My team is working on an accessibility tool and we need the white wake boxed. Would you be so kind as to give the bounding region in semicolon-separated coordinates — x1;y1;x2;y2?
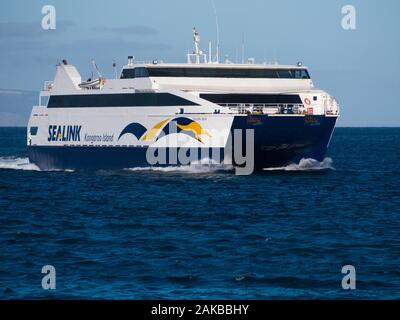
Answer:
0;156;334;173
0;157;40;171
263;157;334;171
126;158;234;174
0;157;75;172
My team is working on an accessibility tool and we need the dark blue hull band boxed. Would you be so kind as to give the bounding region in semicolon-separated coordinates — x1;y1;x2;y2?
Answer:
28;115;337;171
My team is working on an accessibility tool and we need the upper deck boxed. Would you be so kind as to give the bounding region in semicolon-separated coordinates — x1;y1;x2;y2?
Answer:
121;62;310;77
118;62;314;93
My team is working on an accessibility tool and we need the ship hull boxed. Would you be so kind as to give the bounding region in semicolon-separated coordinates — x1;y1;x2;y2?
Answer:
28;115;337;171
232;114;337;169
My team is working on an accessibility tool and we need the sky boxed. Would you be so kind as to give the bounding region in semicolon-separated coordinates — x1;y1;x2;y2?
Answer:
0;0;399;126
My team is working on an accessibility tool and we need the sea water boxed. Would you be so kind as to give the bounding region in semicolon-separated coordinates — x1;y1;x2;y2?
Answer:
0;127;399;299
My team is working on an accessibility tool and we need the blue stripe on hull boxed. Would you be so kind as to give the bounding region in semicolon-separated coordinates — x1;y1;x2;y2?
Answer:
28;146;225;171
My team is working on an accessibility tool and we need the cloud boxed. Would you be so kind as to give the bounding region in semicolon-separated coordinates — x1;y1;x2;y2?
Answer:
0;20;74;38
0;37;172;58
68;38;170;51
91;25;158;36
0;88;35;94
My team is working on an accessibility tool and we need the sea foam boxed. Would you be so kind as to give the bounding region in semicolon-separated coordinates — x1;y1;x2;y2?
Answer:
263;157;334;171
126;158;234;174
0;157;40;171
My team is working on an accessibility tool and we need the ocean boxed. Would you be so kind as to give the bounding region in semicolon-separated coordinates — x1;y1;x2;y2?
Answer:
0;127;399;299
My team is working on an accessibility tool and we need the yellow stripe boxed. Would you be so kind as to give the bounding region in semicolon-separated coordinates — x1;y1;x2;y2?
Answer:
176;122;210;143
141;118;170;141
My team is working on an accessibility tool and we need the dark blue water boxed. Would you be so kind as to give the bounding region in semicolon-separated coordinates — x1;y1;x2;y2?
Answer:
0;127;399;299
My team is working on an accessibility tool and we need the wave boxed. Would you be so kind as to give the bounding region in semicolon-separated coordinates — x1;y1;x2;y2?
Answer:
263;157;334;171
0;157;40;171
0;156;333;173
0;157;75;172
126;158;234;174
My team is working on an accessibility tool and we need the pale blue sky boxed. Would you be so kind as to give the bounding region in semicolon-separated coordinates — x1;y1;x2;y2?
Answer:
0;0;399;126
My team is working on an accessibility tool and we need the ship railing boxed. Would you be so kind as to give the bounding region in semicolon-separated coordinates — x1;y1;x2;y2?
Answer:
126;60;164;66
38;81;53;106
43;81;54;91
323;96;340;116
219;103;305;115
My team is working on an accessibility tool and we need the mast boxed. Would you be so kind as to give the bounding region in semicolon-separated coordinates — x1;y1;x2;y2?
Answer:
187;28;207;64
193;27;201;64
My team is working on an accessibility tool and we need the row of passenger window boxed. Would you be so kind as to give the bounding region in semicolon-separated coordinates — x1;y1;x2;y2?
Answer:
121;67;310;79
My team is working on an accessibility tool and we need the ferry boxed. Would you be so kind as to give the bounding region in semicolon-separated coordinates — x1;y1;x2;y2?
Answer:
27;28;339;172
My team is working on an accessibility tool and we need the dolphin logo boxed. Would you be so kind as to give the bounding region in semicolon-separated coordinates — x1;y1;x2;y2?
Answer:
141;118;171;141
172;117;211;143
118;117;210;143
118;122;147;140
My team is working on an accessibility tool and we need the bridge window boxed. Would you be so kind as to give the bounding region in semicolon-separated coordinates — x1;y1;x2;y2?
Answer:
30;127;38;135
134;67;149;78
120;67;149;78
294;69;310;79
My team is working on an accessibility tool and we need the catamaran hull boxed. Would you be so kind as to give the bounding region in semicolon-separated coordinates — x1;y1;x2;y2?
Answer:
27;115;337;171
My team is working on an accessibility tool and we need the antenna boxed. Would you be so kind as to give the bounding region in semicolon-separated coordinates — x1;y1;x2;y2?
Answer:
208;41;212;64
211;0;220;63
235;47;238;64
241;32;245;64
91;59;102;78
112;60;117;79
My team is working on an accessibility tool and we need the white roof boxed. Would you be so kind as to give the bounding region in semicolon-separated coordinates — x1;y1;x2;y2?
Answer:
123;62;307;70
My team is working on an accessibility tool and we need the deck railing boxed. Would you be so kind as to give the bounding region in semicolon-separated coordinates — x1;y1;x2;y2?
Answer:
218;103;305;115
43;81;54;91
